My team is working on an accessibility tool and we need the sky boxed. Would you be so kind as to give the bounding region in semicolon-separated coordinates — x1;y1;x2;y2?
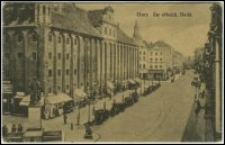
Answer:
76;2;212;57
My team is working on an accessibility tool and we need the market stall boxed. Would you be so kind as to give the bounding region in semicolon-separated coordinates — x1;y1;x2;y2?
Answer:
44;93;73;119
73;89;88;108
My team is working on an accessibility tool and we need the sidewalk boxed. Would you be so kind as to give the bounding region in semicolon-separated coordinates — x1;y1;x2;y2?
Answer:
181;91;206;141
3;84;161;142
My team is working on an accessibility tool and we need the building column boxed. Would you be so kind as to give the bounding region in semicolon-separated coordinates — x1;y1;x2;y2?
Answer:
96;39;101;93
215;36;221;135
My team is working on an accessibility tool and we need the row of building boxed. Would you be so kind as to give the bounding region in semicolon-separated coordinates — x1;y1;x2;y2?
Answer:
3;3;184;114
194;3;222;141
134;21;184;81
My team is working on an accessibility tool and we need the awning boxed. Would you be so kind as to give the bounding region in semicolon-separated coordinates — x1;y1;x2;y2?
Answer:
45;93;73;105
128;79;136;85
23;130;43;137
19;95;44;106
134;78;143;84
19;95;30;106
107;81;115;89
14;92;25;99
74;89;87;99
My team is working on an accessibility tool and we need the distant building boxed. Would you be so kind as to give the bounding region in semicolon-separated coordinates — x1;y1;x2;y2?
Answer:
172;50;184;73
147;41;173;80
132;21;149;79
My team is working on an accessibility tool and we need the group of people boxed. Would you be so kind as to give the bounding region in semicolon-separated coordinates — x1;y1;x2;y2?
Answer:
2;124;23;137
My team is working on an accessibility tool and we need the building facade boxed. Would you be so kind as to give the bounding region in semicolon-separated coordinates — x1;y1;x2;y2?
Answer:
3;3;139;100
147;41;173;80
88;6;139;93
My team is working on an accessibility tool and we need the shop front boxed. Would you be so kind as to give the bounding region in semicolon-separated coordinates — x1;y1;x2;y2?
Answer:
128;79;137;90
44;93;73;119
12;92;26;116
3;81;14;114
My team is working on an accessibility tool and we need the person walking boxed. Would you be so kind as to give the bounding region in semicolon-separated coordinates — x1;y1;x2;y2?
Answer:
17;124;23;133
3;125;8;137
63;114;67;125
11;124;17;133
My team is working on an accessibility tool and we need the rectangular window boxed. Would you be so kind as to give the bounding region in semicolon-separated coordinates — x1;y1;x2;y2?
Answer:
58;53;61;59
33;52;37;60
32;34;37;42
155;58;158;62
58;69;61;76
48;87;52;93
66;69;69;75
155;65;158;69
4;53;10;60
155;52;158;55
48;69;52;77
143;64;145;69
49;35;52;42
17;53;23;59
74;39;77;45
66;37;70;44
58;36;61;43
160;58;162;61
109;28;111;36
74;69;76;74
66;54;69;60
160;65;162;68
160;52;162;55
17;35;22;43
48;52;52;59
105;27;107;35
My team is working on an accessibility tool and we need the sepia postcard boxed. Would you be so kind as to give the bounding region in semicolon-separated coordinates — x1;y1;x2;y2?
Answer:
1;1;224;143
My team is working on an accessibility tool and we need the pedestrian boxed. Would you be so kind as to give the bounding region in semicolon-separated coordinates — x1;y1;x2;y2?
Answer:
2;125;8;137
11;124;17;133
196;99;202;109
17;124;23;133
195;107;200;117
63;114;67;125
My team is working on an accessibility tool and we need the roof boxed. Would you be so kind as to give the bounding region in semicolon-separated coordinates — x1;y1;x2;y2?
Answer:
117;28;136;45
153;41;171;47
88;9;104;27
50;5;101;37
88;6;114;27
45;93;72;104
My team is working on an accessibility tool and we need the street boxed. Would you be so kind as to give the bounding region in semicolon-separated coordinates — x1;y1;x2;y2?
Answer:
93;70;196;142
3;70;199;142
